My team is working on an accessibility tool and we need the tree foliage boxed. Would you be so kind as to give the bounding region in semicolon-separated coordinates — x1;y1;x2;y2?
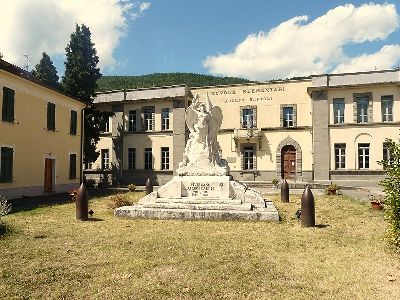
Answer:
62;24;113;164
379;138;400;248
32;52;59;88
96;73;254;91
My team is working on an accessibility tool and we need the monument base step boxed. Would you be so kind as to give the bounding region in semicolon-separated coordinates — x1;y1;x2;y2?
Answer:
115;205;279;222
142;202;252;211
155;197;242;205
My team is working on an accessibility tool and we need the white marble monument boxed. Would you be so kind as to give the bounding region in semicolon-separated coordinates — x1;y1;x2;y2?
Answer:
115;94;279;221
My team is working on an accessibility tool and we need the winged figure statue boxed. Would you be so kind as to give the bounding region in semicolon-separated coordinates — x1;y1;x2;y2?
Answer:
177;93;229;176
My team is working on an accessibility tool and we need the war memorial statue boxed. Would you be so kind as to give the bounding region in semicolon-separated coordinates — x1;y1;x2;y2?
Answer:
115;94;279;221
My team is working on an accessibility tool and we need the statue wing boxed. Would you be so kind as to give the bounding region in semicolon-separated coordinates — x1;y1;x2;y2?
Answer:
186;105;198;133
210;106;223;135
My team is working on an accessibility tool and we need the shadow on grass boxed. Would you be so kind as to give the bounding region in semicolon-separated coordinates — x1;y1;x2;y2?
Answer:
87;217;105;222
316;224;330;228
9;188;125;214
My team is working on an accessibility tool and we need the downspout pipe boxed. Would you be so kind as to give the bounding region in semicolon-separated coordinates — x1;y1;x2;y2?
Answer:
80;107;85;185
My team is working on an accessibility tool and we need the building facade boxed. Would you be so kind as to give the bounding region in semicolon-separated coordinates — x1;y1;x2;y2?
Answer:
0;59;86;199
85;85;191;185
89;69;400;187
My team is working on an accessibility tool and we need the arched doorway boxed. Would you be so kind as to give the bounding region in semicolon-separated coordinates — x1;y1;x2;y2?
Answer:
281;145;296;179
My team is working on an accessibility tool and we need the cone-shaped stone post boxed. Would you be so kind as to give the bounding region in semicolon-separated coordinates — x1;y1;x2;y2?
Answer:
301;186;315;227
76;183;89;221
145;178;153;195
281;180;289;203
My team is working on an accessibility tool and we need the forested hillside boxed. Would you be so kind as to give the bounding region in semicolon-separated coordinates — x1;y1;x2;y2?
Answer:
96;73;254;91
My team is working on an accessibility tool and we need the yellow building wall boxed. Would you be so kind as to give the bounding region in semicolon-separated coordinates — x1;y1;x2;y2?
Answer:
0;70;85;196
193;81;314;173
330;126;399;170
92;100;175;171
328;85;400;171
328;86;400;124
192;80;313;128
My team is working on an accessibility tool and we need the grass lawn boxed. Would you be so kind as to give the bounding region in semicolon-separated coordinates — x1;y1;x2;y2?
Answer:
1;192;399;299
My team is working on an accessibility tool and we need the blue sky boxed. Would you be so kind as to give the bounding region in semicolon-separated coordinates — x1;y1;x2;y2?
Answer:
1;1;400;80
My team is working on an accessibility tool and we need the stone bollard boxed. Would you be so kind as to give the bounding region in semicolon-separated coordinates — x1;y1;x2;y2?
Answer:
76;183;89;221
145;178;153;195
281;180;289;203
301;186;315;227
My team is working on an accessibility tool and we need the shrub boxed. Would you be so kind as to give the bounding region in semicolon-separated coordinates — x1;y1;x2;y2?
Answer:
271;178;279;187
107;194;132;210
128;184;136;192
84;178;96;188
69;189;78;202
379;138;400;247
325;183;339;195
0;195;11;236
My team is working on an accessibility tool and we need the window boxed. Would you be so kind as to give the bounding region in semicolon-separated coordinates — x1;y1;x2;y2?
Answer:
104;117;110;133
243;146;254;170
0;147;13;182
161;147;170;170
161;108;170;130
70;110;77;135
101;149;109;170
240;107;255;128
128;110;136;132
69;154;77;179
144;107;155;131
144;148;153;170
128;148;136;170
358;143;370;169
283;107;294;127
47;102;56;131
381;95;393;122
84;161;93;170
333;98;345;124
356;96;369;123
383;143;391;163
334;144;346;169
2;87;15;122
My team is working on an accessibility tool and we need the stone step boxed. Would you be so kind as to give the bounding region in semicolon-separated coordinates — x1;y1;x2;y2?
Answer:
154;198;242;205
115;206;279;222
142;202;252;211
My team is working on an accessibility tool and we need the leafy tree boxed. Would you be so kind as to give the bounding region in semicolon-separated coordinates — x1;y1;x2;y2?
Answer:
62;24;113;164
32;52;59;88
379;138;400;248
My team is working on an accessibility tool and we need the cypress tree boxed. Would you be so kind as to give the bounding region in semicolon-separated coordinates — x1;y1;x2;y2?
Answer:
33;52;59;88
62;24;112;164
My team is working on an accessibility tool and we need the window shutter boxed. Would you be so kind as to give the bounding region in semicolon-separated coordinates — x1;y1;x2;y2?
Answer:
151;111;155;131
252;106;257;128
140;107;145;132
2;87;14;122
70;110;77;135
240;107;243;127
8;89;14;121
47;103;55;130
0;147;13;182
69;154;76;179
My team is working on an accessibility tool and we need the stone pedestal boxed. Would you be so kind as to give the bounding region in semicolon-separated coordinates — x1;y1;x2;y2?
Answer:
115;176;279;222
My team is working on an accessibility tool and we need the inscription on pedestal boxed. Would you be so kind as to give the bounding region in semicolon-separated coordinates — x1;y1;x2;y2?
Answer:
181;176;230;198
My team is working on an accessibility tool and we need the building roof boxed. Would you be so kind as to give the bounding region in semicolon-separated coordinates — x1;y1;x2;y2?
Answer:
0;58;88;105
94;84;192;104
310;68;400;90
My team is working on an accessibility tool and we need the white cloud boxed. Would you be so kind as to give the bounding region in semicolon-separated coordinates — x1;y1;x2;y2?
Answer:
333;45;400;73
203;3;400;80
140;2;151;13
0;0;151;70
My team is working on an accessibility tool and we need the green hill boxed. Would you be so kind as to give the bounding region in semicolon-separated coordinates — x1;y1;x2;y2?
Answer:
96;73;254;91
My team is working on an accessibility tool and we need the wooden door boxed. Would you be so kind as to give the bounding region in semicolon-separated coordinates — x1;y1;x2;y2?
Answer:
44;158;53;193
282;146;296;179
